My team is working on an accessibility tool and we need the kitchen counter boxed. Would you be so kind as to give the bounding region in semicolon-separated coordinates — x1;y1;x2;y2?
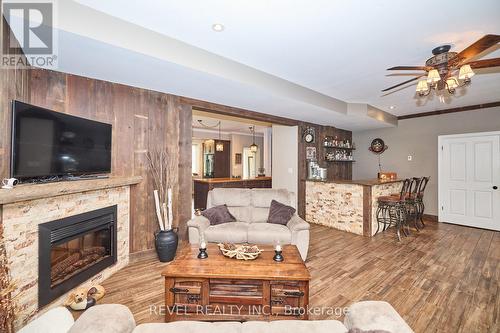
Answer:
305;179;403;236
305;178;402;186
193;177;272;210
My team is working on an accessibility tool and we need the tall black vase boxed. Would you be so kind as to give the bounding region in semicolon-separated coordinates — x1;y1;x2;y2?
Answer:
155;229;178;262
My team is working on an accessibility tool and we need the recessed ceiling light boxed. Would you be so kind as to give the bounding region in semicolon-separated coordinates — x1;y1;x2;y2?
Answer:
212;23;225;32
389;105;396;110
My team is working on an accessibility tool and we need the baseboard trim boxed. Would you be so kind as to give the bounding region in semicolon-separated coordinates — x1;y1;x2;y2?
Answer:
423;214;438;222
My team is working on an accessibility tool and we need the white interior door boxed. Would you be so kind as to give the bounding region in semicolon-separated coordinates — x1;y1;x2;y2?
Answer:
439;131;500;231
272;125;298;207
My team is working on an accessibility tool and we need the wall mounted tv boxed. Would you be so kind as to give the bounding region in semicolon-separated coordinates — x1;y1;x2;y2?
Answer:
11;101;112;180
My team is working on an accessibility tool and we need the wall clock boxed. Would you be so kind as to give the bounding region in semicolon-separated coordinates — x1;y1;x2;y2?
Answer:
369;138;388;154
303;127;315;143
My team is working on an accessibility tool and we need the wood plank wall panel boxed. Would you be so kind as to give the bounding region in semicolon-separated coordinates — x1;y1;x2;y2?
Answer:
0;67;192;253
297;124;353;217
177;103;192;239
0;16;30;180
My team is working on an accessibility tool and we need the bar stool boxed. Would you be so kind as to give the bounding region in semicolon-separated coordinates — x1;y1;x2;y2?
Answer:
394;177;422;232
415;176;430;227
376;178;411;241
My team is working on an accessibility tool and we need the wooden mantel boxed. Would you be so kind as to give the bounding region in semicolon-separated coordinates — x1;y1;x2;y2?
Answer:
0;176;142;205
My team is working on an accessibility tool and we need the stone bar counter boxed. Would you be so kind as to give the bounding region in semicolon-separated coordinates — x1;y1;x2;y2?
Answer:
305;179;403;236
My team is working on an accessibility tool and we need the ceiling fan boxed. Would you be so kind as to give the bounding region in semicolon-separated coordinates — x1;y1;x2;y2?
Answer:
382;34;500;96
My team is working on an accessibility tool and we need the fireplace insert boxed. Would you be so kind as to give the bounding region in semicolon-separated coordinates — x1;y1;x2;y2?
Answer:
38;206;117;307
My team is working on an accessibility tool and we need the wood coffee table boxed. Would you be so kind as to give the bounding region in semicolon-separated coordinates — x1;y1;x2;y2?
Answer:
161;243;310;322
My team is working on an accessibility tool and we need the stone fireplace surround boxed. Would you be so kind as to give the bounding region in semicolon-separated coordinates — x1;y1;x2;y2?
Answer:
0;176;141;330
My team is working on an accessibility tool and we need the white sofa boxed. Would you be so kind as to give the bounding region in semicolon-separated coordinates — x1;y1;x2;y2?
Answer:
187;188;310;260
19;301;414;333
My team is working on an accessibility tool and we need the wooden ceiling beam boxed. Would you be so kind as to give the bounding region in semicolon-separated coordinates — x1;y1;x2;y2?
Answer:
397;101;500;120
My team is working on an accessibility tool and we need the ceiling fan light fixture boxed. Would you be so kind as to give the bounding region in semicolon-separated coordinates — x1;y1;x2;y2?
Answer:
416;79;429;96
446;77;459;94
458;64;475;81
426;69;441;85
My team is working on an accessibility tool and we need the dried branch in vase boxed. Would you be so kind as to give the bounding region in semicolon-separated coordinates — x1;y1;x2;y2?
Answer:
146;149;176;231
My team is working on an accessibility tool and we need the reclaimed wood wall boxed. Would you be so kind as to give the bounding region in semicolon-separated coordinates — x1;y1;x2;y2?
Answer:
297;124;353;217
0;68;192;253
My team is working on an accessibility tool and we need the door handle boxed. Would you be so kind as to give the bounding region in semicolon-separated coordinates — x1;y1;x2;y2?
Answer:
493;186;498;190
284;291;305;297
169;287;189;293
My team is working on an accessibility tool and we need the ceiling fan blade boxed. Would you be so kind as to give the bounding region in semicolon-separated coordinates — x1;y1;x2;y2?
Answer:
452;34;500;64
465;58;500;69
387;66;430;71
386;72;427;77
381;76;424;92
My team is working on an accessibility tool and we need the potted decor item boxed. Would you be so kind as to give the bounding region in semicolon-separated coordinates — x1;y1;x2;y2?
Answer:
147;150;178;262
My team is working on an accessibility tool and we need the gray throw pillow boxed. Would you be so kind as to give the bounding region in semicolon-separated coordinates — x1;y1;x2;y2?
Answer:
267;200;296;225
202;204;236;225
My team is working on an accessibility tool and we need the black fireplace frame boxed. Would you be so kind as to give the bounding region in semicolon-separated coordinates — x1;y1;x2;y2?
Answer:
38;205;117;307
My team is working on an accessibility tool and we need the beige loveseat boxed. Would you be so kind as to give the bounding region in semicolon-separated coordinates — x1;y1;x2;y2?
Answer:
187;188;310;260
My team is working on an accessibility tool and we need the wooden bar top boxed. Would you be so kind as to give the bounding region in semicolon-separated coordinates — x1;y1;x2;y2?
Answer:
193;176;272;184
306;178;403;186
162;244;310;281
0;176;142;205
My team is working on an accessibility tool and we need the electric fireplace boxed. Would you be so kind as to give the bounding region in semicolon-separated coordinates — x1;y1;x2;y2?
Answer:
38;206;117;307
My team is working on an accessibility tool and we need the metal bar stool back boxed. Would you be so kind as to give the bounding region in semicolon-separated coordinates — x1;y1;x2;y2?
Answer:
376;178;412;240
416;176;430;226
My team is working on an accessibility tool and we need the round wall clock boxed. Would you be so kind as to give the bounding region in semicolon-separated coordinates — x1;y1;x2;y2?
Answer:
303;127;315;143
369;138;388;154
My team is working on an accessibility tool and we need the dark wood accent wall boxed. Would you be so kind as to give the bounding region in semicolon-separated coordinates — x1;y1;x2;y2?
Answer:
181;97;299;126
0;68;192;253
297;124;352;217
213;140;231;178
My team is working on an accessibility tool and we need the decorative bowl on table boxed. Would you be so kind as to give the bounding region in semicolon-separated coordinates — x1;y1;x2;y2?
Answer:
217;243;263;260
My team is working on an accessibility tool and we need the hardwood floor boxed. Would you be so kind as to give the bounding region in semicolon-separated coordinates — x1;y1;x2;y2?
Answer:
99;220;499;333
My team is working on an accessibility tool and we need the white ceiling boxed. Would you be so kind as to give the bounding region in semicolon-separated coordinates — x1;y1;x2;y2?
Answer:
6;0;500;130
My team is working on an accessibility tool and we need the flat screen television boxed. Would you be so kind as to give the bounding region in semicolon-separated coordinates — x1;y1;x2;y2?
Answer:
11;101;112;180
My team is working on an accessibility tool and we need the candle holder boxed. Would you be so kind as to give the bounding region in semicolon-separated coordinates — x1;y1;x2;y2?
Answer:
273;249;284;262
198;238;208;259
198;247;208;259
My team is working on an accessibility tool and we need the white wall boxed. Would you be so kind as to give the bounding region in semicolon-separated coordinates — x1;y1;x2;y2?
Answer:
263;127;272;176
231;133;264;178
272;125;298;207
353;107;500;215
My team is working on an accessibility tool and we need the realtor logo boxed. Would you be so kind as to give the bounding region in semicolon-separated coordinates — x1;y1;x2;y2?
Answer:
1;0;57;68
